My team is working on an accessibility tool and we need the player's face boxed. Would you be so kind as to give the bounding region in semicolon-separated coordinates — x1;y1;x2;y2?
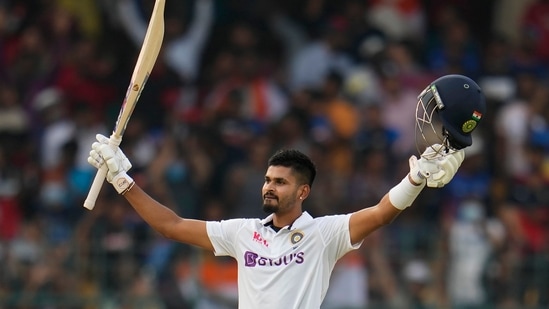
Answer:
262;166;302;214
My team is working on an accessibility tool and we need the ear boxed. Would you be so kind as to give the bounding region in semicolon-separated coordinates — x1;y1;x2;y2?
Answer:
298;184;311;200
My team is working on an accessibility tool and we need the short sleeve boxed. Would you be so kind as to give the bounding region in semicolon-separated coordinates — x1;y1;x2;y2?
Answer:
316;214;362;261
206;219;247;257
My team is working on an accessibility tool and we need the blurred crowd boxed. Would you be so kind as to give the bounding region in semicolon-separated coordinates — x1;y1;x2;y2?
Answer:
0;0;548;308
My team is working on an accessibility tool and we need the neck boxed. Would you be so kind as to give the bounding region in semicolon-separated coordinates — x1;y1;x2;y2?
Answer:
272;209;302;228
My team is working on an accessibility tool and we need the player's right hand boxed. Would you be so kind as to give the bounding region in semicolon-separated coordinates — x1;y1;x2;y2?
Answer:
88;134;135;194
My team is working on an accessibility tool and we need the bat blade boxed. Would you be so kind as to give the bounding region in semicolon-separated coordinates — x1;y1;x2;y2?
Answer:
83;0;165;210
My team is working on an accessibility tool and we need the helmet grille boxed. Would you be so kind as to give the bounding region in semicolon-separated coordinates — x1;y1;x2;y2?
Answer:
415;86;453;156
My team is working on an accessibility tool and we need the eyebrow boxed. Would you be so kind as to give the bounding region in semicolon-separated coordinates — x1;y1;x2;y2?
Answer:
265;175;283;180
265;175;288;182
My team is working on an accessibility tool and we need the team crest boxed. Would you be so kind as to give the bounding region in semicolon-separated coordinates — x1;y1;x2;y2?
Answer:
462;110;482;133
290;231;304;244
462;120;477;133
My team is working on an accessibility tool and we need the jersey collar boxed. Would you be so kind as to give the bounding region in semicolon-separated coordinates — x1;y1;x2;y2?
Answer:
261;211;313;231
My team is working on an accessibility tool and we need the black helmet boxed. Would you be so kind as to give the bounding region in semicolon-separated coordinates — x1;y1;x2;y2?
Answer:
416;74;486;151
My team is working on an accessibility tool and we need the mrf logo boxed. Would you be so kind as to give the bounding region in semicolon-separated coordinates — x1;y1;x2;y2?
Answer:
253;231;269;247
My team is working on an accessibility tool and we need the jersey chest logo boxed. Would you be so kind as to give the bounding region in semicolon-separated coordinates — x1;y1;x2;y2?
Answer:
252;231;269;247
244;251;305;267
290;230;304;244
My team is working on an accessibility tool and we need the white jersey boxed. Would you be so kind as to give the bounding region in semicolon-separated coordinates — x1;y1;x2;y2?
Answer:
206;211;361;308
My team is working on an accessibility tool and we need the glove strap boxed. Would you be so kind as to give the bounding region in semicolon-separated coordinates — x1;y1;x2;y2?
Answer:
409;168;426;185
111;172;135;195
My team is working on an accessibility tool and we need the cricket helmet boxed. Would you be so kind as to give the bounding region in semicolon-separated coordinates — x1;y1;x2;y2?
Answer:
415;74;486;153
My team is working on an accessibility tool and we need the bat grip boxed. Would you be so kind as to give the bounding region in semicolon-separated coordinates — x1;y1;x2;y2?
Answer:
83;166;107;210
83;134;123;210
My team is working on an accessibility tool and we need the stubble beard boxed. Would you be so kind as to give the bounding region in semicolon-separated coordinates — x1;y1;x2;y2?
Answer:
263;192;279;214
262;202;278;214
263;196;296;214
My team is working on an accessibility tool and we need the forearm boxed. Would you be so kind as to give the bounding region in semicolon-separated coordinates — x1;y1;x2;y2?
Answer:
379;193;405;224
87;134;212;249
349;194;402;244
349;175;423;244
123;184;183;237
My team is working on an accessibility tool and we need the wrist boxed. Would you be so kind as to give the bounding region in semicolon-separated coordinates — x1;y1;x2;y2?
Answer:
389;176;426;210
111;172;135;195
408;172;425;186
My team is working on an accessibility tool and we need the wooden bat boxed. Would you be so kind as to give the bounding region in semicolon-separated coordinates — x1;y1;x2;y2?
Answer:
83;0;165;210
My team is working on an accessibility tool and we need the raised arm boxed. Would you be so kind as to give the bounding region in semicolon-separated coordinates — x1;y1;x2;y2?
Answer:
349;73;484;245
88;134;214;251
124;184;213;250
349;146;465;244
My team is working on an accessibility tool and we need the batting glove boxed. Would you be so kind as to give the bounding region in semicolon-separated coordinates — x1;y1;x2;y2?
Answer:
409;155;439;185
425;144;465;188
410;144;465;188
88;134;135;194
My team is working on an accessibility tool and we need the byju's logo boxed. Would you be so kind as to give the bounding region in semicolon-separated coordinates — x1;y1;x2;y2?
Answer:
244;251;304;267
244;251;259;266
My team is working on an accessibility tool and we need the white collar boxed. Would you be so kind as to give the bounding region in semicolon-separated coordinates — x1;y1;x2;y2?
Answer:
261;211;313;231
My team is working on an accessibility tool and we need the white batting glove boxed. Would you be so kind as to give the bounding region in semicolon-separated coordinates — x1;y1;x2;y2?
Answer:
425;145;465;188
87;134;135;194
411;144;465;188
408;155;438;185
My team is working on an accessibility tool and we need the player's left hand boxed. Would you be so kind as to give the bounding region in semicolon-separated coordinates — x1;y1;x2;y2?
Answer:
421;144;465;188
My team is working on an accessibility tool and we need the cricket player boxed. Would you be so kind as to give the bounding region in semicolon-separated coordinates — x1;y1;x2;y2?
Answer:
87;74;485;308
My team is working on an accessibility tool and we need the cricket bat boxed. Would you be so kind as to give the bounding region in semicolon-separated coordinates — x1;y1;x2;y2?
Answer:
83;0;166;210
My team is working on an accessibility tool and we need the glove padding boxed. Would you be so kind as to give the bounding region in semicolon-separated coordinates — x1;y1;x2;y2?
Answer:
409;155;437;185
409;144;465;188
87;134;134;194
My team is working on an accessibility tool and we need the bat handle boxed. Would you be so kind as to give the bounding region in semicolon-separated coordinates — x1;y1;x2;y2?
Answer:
83;134;123;210
83;165;108;210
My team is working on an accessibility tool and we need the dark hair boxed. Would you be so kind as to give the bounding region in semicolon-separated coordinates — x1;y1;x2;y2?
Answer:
267;149;316;187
